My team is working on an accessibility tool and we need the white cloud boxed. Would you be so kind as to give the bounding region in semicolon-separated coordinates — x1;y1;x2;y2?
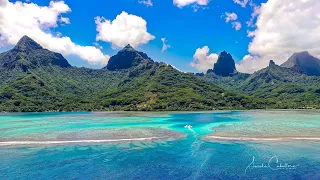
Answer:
56;32;63;38
224;12;241;30
246;1;260;27
246;30;255;37
49;1;70;12
0;0;109;65
139;0;153;7
233;0;249;8
192;4;209;12
174;0;210;8
190;46;218;72
225;12;238;22
236;55;265;73
237;0;320;73
93;42;103;50
161;38;171;53
232;21;242;30
95;11;155;48
59;17;70;24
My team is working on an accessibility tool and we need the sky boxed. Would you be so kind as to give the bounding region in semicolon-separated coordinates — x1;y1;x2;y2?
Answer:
0;0;319;73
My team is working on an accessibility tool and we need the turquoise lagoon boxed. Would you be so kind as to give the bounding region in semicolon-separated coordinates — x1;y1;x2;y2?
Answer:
0;111;319;179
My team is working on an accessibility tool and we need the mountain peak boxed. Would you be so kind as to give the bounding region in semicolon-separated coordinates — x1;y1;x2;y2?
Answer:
1;35;71;69
105;45;153;70
125;44;133;49
281;51;320;76
212;51;236;76
221;50;228;54
269;60;276;66
120;44;136;52
294;51;309;56
14;35;43;51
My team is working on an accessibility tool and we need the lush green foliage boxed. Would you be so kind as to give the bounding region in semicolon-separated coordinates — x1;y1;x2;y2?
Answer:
0;36;271;112
1;36;319;112
106;44;152;70
99;62;271;111
0;66;127;112
0;63;273;112
202;63;320;109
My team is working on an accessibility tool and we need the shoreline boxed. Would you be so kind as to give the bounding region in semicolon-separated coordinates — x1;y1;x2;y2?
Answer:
1;109;320;115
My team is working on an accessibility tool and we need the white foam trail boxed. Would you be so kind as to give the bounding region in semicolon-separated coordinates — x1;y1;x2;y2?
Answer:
188;127;203;157
200;154;210;168
205;136;320;142
188;127;196;134
0;137;166;146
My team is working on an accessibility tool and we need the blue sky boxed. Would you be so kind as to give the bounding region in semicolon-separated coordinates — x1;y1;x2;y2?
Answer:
2;0;317;73
60;0;263;72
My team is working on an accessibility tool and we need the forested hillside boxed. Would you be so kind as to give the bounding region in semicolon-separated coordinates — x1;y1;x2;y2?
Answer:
0;36;272;112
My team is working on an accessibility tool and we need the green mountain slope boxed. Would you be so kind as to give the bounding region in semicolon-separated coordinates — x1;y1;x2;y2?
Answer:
105;44;153;70
99;61;269;111
0;35;71;70
202;60;320;108
0;66;128;112
0;36;271;112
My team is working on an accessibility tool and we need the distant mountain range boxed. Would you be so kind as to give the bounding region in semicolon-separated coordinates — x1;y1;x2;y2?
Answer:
281;51;320;76
0;36;274;112
201;51;320;108
0;36;319;112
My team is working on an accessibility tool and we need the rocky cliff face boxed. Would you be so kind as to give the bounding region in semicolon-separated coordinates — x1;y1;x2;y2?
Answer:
281;51;320;76
211;51;236;76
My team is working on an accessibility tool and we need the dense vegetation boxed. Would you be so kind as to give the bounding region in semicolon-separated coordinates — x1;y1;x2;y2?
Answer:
98;62;271;111
1;36;319;112
0;61;271;112
0;36;272;112
0;66;127;112
202;60;320;109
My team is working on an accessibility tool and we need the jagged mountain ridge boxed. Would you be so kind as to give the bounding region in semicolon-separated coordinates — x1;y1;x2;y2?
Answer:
207;51;236;76
202;59;320;108
0;35;71;71
281;51;320;76
0;36;270;112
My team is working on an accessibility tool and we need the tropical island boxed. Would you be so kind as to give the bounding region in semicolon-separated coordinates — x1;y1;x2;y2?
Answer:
0;36;319;112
